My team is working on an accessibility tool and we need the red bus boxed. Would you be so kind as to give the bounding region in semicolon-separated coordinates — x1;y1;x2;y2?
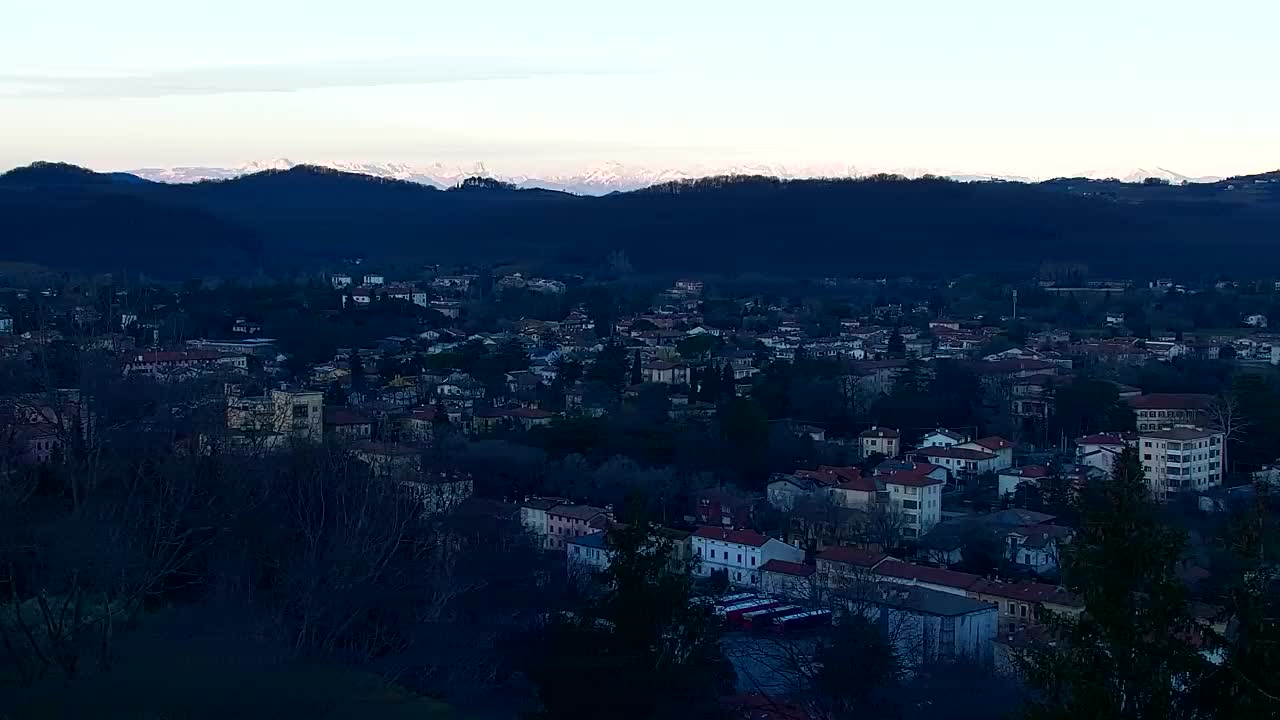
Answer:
740;604;801;630
770;609;832;633
725;601;783;629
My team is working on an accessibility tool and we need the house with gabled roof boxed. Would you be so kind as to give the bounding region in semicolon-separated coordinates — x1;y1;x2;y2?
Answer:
920;428;967;448
956;436;1016;470
873;461;948;538
691;526;803;588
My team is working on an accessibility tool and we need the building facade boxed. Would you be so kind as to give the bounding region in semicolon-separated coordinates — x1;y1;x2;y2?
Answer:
1138;426;1225;499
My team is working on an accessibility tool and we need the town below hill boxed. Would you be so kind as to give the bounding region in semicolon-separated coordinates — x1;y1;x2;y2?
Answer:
2;246;1278;716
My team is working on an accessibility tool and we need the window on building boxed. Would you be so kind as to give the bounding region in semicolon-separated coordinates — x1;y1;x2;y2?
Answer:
737;554;742;563
750;556;755;566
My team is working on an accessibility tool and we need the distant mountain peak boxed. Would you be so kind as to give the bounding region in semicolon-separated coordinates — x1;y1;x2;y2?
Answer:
116;159;1230;195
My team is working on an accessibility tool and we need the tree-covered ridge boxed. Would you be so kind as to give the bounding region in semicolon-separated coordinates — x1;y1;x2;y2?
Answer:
3;163;1280;278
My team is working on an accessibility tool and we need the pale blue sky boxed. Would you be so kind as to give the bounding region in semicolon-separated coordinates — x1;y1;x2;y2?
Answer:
2;0;1276;177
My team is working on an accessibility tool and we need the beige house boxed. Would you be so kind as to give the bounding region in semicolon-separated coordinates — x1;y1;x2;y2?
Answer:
859;426;900;458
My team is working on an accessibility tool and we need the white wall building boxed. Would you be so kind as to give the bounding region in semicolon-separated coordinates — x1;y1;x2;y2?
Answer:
915;447;1000;482
874;462;948;538
1138;426;1225;500
920;429;966;448
691;527;803;587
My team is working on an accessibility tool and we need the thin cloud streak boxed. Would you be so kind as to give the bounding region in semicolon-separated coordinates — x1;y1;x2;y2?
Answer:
0;56;647;98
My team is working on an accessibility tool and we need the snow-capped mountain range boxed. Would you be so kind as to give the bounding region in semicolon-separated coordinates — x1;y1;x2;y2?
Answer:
123;159;1222;195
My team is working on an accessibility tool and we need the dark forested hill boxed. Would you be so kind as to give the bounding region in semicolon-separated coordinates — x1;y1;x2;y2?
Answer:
2;162;1278;278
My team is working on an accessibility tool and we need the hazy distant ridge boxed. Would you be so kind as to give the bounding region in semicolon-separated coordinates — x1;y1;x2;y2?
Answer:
124;159;1222;195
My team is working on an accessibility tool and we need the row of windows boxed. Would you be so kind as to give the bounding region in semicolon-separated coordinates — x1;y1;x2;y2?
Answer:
696;548;756;565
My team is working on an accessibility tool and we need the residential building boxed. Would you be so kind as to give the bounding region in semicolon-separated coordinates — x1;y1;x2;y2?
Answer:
362;273;385;286
1075;432;1138;476
330;273;353;289
185;337;279;357
919;429;966;448
693;488;755;528
226;388;324;444
915;446;1000;481
545;503;612;551
955;436;1016;471
1128;393;1213;432
399;471;473;514
568;527;693;577
1138;426;1225;499
123;350;248;380
827;469;880;509
968;578;1081;628
323;407;373;440
0;308;14;334
519;497;564;541
849;583;998;667
815;547;891;593
874;560;983;597
997;465;1051;498
691;527;804;587
760;560;816;599
351;441;423;477
1005;524;1072;576
859;426;900;458
567;531;612;575
766;471;839;511
873;461;947;538
642;360;690;385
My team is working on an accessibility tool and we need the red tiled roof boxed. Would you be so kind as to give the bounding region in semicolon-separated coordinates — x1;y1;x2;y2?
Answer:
859;427;900;439
970;578;1074;605
693;526;770;547
759;559;815;577
833;474;878;493
816;546;887;569
818;465;863;483
874;560;982;591
973;436;1015;451
1127;393;1214;410
874;462;946;487
794;469;840;486
1077;433;1128;446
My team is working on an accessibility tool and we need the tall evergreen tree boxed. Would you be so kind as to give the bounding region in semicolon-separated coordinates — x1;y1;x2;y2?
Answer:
347;351;364;392
720;363;735;398
1019;447;1208;720
887;326;906;359
527;523;732;719
630;349;642;386
688;365;700;401
1194;488;1280;719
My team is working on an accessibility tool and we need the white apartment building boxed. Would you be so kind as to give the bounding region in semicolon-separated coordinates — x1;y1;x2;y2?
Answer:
873;462;948;538
1138;426;1225;499
691;527;803;587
